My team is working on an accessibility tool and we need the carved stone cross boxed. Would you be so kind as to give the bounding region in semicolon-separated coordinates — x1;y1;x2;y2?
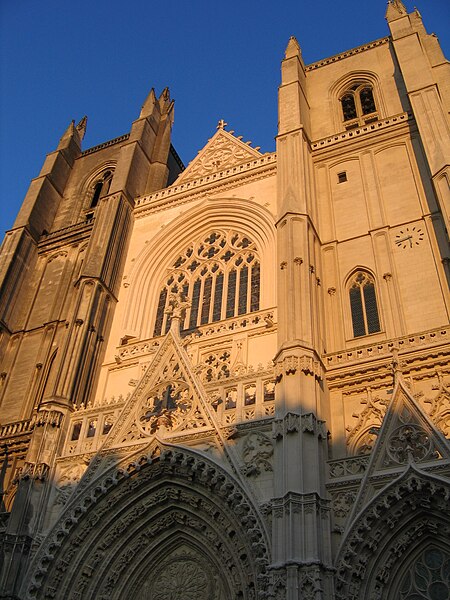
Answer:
217;119;228;130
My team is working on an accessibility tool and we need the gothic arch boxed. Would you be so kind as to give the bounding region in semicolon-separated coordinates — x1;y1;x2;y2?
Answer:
329;71;385;132
79;162;117;213
335;466;450;600
23;444;270;599
343;267;382;339
123;197;276;339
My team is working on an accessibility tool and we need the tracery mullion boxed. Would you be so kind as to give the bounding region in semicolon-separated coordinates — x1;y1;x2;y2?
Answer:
189;278;201;329
360;285;369;334
226;268;237;318
208;273;217;323
238;265;248;315
250;262;260;312
212;272;224;322
200;275;212;325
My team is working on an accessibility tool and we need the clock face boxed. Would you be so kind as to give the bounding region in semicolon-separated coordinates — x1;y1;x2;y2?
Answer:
394;226;424;249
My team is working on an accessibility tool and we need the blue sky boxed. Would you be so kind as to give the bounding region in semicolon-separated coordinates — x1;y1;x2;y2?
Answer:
1;0;449;236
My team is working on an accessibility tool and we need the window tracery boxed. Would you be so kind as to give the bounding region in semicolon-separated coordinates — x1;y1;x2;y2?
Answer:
348;271;381;337
340;82;378;129
397;547;450;600
153;231;261;336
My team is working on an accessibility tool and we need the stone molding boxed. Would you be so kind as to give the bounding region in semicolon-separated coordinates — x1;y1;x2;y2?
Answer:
312;111;410;151
325;326;449;369
134;153;276;217
32;410;64;429
306;37;389;71
273;412;327;440
13;461;50;482
274;355;323;380
81;133;130;156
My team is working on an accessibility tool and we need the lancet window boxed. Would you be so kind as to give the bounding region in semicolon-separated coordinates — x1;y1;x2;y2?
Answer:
349;271;381;337
86;170;114;216
340;83;378;128
153;231;261;336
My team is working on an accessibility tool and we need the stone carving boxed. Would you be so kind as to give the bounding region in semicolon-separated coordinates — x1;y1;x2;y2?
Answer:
299;567;324;600
13;461;49;482
328;456;369;479
346;389;389;454
336;469;450;600
275;355;323;379
55;461;88;506
151;558;210;599
241;432;273;476
301;413;327;438
26;446;270;600
178;130;261;182
270;569;287;600
202;350;231;382
137;381;193;435
273;412;326;440
386;424;434;464
32;410;64;428
331;490;357;518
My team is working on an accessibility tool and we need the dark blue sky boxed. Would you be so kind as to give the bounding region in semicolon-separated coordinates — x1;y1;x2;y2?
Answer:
1;0;449;236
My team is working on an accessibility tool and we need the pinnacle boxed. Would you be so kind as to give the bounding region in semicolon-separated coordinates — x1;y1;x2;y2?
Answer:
385;0;407;22
76;115;88;141
284;36;301;59
140;88;156;118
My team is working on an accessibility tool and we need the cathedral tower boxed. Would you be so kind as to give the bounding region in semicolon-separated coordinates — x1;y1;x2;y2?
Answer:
0;3;449;598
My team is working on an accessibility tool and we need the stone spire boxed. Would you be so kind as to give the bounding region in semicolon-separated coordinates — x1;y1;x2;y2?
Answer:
75;115;88;140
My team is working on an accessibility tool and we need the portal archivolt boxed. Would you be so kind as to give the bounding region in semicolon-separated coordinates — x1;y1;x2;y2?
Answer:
25;447;269;599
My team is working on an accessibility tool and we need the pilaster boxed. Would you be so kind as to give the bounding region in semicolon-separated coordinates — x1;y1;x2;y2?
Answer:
273;36;333;597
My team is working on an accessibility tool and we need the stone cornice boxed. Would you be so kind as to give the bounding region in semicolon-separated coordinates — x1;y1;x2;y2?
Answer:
306;37;390;71
311;112;411;153
80;133;130;156
38;218;94;253
324;327;450;391
325;327;449;368
134;153;277;218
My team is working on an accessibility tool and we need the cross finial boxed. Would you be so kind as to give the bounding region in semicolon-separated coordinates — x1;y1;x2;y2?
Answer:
217;119;228;130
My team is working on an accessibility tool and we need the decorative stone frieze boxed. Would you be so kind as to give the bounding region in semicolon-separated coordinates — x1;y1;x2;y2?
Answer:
274;355;323;380
32;410;64;428
273;412;326;440
13;462;50;482
328;456;369;479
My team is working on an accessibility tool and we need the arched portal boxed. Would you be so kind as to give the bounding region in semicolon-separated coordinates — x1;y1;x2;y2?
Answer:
24;446;270;599
335;467;450;600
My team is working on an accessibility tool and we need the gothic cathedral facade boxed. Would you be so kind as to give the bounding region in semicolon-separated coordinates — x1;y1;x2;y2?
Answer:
0;3;449;599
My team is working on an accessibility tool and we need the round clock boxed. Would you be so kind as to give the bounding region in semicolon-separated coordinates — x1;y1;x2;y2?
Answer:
394;226;424;249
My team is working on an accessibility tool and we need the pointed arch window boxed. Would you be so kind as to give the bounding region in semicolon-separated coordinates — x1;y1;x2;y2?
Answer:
349;271;381;337
87;170;114;212
153;231;261;336
340;83;378;129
